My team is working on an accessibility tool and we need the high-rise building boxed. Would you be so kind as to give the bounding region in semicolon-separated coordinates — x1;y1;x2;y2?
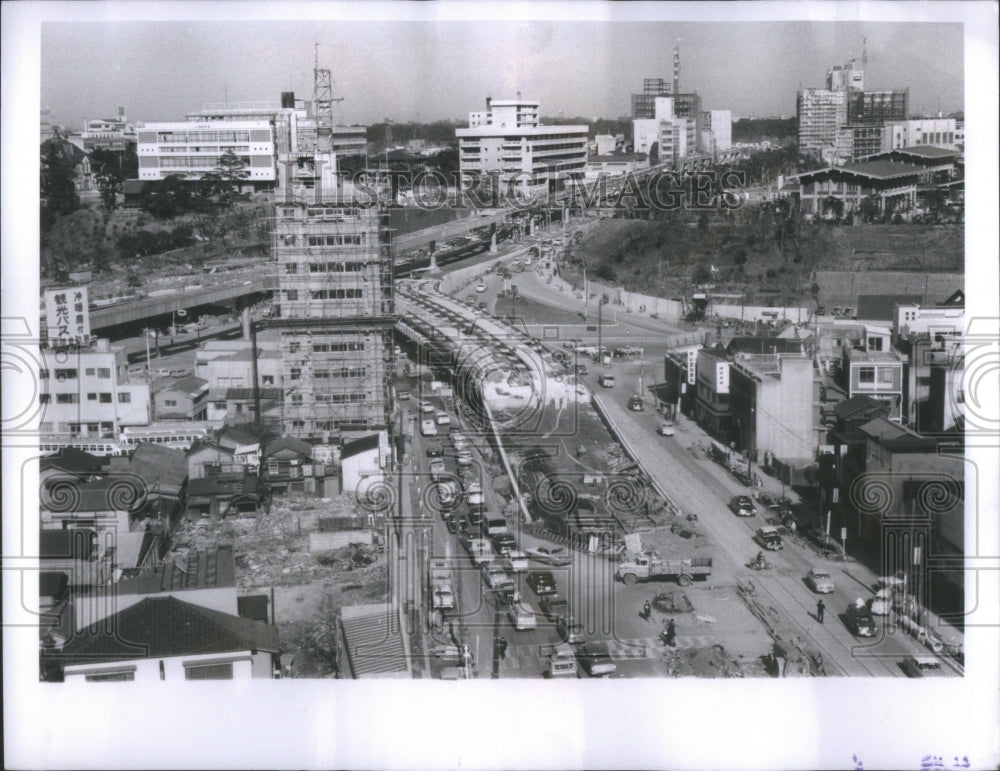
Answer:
271;154;394;439
826;60;865;92
796;89;848;160
848;89;909;125
703;110;732;152
456;97;588;195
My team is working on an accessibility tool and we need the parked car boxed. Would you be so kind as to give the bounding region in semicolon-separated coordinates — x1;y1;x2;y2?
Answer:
657;420;676;436
846;601;878;637
729;495;757;517
806;568;835;594
526;570;557;596
476;283;487;293
525;547;572;567
755;526;784;551
577;642;617;677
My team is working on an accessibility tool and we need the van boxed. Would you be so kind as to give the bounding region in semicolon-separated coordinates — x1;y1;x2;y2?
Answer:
548;643;578;678
485;516;508;536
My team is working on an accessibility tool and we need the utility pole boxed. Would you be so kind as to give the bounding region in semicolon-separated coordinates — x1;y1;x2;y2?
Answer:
597;298;603;363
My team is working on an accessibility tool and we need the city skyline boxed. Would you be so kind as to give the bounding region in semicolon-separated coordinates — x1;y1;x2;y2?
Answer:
40;17;964;132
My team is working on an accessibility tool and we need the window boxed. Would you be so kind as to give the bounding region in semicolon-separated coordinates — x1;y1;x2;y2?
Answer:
39;369;49;379
286;290;298;301
164;399;177;407
100;393;112;403
291;394;303;405
289;368;301;381
54;369;78;380
183;662;234;680
877;367;894;384
87;423;99;433
214;401;226;410
858;367;875;384
88;393;98;401
40;394;51;404
83;669;136;683
85;368;96;376
262;376;274;385
118;393;131;403
285;263;298;274
97;368;111;379
56;394;79;404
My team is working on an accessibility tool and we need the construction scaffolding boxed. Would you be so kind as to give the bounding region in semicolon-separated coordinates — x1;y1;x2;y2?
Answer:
271;165;395;440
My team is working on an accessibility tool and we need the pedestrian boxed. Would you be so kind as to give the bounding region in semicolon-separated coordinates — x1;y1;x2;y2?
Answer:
816;599;826;624
642;600;652;621
665;618;676;647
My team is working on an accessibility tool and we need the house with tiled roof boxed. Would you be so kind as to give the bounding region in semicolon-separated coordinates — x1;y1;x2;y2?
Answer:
59;595;280;682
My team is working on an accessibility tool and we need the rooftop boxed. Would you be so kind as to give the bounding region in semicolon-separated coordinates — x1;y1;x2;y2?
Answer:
62;595;279;663
858;417;939;453
115;546;236;593
856;294;923;322
845;347;902;363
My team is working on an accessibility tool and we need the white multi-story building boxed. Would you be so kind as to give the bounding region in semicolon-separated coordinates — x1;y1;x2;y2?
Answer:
456;97;588;195
79;108;136;152
632;119;660;155
136;120;276;183
704;110;733;152
882;119;959;152
39;338;150;437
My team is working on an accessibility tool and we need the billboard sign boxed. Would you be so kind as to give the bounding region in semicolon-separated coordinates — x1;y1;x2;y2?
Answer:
44;286;90;343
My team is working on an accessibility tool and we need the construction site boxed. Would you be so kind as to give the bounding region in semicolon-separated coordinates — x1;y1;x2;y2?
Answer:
268;56;396;441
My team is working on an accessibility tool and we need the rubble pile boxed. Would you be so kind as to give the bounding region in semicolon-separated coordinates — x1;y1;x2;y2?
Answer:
170;493;385;591
661;644;762;678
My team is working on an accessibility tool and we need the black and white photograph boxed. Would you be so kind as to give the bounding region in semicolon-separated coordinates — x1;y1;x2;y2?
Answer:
3;2;998;769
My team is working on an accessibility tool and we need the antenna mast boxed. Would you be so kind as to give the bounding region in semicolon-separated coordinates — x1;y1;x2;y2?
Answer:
312;42;344;152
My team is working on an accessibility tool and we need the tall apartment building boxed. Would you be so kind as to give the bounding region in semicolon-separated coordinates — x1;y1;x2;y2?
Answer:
39;338;150;437
271;152;394;439
796;89;848;160
456;97;588;195
137;120;277;184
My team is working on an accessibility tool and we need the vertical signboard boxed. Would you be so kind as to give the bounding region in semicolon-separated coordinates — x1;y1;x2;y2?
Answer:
45;286;90;343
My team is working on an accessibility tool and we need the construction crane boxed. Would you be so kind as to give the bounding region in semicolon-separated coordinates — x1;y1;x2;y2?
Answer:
313;42;344;152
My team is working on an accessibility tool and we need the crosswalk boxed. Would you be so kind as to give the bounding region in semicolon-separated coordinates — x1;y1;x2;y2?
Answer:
500;634;716;677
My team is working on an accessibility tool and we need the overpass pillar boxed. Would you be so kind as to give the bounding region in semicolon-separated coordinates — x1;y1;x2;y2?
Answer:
489;232;498;254
241;306;251;341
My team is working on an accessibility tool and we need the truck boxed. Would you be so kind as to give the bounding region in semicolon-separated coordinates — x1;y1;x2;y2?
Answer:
546;643;578;678
429;557;456;612
616;552;713;586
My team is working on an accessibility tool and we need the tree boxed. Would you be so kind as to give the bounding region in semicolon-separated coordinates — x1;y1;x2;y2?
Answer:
203;149;250;205
821;196;844;222
859;195;880;224
95;164;124;211
40;141;80;231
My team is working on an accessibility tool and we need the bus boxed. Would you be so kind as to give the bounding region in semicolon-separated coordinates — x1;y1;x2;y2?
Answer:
38;436;127;457
119;422;215;451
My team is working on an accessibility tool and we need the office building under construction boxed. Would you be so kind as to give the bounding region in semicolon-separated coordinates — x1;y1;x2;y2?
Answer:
270;59;394;441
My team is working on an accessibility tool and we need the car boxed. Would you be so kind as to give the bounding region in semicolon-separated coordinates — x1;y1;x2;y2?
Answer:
153;368;171;378
539;595;569;620
426;442;444;458
526;570;557;596
508;603;538;631
481;562;510;589
397;390;411;400
729;495;757;517
435;410;451;426
846;601;877;637
556;614;586;645
478;301;487;310
755;526;784;551
466;481;484;506
575;364;589;376
807;568;835;594
444;516;458;534
503;550;529;572
525;547;572;567
657;420;676;436
577;642;617;677
429;459;446;480
420;400;435;414
490;532;517;556
466;507;484;527
456;448;473;466
627;394;644;411
476;283;487;293
420;419;438;437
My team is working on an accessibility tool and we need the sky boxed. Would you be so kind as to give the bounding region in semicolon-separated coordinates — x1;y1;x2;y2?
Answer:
37;9;966;130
